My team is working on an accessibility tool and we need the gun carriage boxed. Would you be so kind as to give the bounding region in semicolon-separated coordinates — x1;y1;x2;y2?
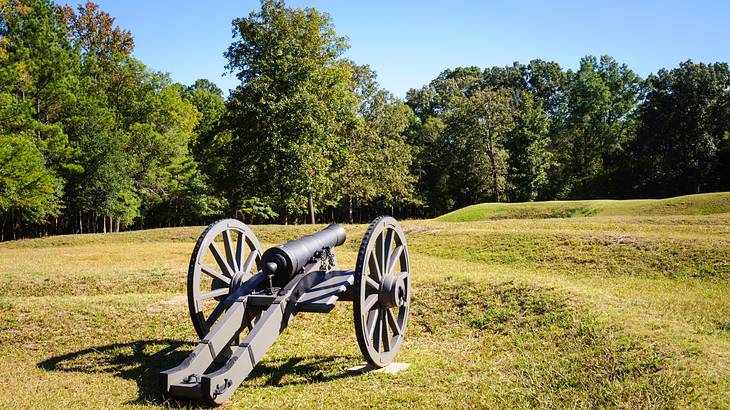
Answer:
160;216;411;404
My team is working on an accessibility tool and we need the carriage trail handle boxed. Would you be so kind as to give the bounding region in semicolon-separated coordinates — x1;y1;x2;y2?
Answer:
262;223;346;286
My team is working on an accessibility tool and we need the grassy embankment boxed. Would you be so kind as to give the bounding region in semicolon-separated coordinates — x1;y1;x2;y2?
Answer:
0;192;728;408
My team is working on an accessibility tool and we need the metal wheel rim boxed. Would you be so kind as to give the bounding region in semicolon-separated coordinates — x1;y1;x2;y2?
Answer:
187;219;262;339
353;216;411;367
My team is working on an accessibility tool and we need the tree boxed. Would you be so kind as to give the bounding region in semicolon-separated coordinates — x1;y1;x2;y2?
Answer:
0;0;78;171
0;134;61;240
336;64;416;222
405;66;488;215
225;0;357;223
632;61;730;196
0;0;78;238
557;55;642;197
63;96;135;232
125;80;204;224
59;3;216;232
506;94;552;201
409;116;450;215
142;156;224;227
524;59;567;118
446;88;515;204
59;1;133;63
182;79;229;192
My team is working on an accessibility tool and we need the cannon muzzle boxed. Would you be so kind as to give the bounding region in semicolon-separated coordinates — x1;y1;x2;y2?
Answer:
262;223;346;286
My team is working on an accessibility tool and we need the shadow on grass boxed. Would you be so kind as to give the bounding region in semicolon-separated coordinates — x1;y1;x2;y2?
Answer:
37;339;359;406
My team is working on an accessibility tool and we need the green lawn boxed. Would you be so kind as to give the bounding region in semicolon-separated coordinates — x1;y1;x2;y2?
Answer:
437;192;730;222
1;193;729;408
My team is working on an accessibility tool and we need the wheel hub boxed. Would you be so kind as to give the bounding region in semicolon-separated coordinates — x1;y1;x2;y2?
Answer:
379;273;407;308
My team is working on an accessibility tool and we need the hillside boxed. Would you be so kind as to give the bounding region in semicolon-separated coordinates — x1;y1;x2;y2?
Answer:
0;208;728;407
437;192;730;222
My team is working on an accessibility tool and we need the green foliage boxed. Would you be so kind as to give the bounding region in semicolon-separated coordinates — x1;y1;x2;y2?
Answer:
181;79;229;195
633;61;730;196
506;95;552;201
141;156;225;227
408;116;451;215
335;64;417;221
1;0;730;239
225;0;357;221
0;134;61;225
556;55;642;197
446;88;515;204
236;197;278;223
0;0;223;238
407;64;550;213
63;98;135;222
0;0;77;167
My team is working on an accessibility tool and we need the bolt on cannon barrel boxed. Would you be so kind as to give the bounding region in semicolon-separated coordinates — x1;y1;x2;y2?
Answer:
262;223;346;286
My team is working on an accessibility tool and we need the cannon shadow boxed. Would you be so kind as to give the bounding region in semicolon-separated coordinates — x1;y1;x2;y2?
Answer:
37;339;360;406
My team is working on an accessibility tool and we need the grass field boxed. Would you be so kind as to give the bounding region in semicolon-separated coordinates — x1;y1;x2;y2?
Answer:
1;193;729;408
437;192;730;222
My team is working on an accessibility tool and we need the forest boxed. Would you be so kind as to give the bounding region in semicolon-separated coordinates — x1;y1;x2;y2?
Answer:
1;0;729;240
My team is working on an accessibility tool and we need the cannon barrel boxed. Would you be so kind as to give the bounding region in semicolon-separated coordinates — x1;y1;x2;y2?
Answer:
262;223;346;286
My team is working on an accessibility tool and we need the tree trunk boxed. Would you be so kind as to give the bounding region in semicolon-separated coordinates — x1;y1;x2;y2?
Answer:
1;216;5;242
348;197;354;224
103;216;107;233
307;196;316;224
487;132;501;202
79;211;83;234
491;159;500;202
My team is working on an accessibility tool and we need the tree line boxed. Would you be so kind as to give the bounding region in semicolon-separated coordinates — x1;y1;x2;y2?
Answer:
1;0;728;241
408;57;730;215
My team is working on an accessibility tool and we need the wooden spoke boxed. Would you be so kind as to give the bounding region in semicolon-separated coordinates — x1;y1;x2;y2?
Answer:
222;230;238;273
383;229;394;274
362;294;378;313
365;276;380;290
366;309;378;339
368;251;382;281
381;309;391;352
235;231;244;271
200;287;229;301
386;245;404;276
372;309;383;351
200;264;231;285
241;250;258;274
386;308;401;336
209;242;234;277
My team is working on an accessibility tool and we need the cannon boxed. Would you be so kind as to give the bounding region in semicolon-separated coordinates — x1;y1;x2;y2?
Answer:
160;216;411;404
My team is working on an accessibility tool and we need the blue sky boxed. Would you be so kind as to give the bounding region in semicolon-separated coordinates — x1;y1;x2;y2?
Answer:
74;0;730;98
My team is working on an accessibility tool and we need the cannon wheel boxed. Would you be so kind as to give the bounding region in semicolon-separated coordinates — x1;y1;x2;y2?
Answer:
353;216;411;367
187;219;263;339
